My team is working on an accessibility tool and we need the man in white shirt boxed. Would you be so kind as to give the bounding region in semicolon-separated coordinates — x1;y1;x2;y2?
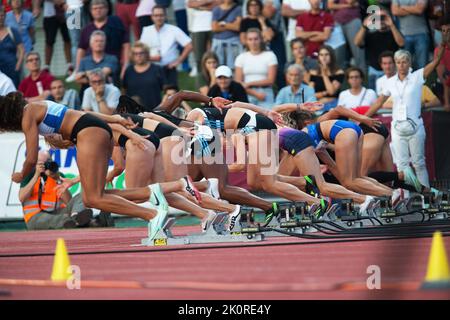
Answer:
366;45;447;188
140;5;193;85
82;68;120;114
0;71;16;95
376;51;396;96
338;67;377;109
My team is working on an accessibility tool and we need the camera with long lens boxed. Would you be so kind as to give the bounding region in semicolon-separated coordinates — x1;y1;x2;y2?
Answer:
41;160;59;177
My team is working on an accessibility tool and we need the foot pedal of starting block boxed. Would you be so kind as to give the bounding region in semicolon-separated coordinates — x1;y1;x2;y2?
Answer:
338;199;361;226
374;196;403;224
141;218;187;246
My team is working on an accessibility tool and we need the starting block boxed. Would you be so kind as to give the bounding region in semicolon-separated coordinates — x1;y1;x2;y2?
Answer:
322;199;364;228
250;202;318;237
422;192;449;220
373;196;404;224
141;212;264;246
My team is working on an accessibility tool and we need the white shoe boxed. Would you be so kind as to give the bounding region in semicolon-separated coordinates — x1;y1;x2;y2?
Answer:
189;66;198;77
227;205;241;231
359;196;375;215
65;73;77;83
201;211;217;232
392;188;404;207
148;183;169;241
206;178;220;200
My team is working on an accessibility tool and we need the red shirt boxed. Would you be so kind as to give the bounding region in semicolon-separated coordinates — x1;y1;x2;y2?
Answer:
296;11;334;58
434;46;450;87
2;0;32;12
18;70;55;98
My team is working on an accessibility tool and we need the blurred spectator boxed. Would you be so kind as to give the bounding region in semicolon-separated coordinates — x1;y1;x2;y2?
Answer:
211;0;242;69
258;0;287;89
186;0;214;86
0;70;16;95
337;66;377;109
383;84;441;108
75;30;119;86
285;37;318;84
354;9;404;90
48;78;80;109
2;0;40;17
240;0;274;45
436;19;450;111
235;28;277;108
5;0;35;54
391;0;429;69
82;68;120;114
327;0;365;69
295;0;334;58
18;52;54;101
173;0;190;72
308;45;344;110
208;65;248;102
140;5;193;86
243;0;287;88
0;4;24;87
63;0;88;83
163;84;192;118
199;51;218;95
275;64;316;104
77;0;130;80
42;0;72;72
115;0;140;39
122;41;166;111
136;0;154;31
376;50;396;96
281;0;310;45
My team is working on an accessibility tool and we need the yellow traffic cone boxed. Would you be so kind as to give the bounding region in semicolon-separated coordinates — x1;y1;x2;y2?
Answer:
421;231;450;289
50;238;72;282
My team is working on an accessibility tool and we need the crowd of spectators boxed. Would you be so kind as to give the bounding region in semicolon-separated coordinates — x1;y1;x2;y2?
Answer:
0;0;449;114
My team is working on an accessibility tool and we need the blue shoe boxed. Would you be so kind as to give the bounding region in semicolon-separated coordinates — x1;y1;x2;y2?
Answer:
403;167;422;192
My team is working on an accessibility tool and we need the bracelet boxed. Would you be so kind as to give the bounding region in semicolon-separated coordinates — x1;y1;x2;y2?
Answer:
208;97;213;107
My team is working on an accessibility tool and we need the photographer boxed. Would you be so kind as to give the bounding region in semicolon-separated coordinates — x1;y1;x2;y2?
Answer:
19;149;94;230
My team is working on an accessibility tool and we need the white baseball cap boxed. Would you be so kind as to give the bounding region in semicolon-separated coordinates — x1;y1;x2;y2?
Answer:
215;65;232;78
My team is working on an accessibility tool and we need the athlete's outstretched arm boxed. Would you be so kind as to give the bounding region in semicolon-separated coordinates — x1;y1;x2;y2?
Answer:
319;106;382;129
156;91;231;113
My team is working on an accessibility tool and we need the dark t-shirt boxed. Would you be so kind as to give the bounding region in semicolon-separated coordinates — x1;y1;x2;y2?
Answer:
240;17;274;34
362;30;400;70
208;81;249;103
123;64;167;111
78;16;129;62
310;73;345;98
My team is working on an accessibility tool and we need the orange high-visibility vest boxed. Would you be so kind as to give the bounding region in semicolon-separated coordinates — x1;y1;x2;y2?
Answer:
22;177;66;223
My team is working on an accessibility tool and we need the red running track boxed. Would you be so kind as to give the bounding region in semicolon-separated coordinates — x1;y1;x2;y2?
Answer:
0;226;449;299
